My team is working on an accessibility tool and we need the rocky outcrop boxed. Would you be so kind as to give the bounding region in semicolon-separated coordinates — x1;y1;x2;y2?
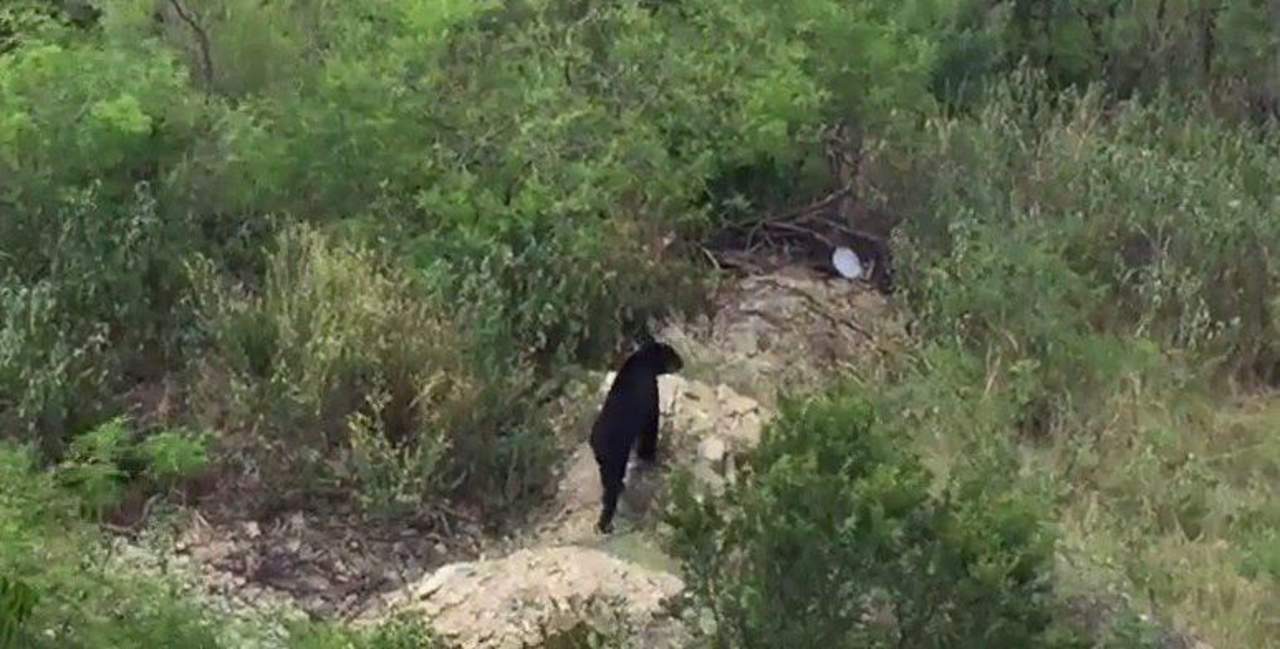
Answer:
379;547;687;649
657;265;905;405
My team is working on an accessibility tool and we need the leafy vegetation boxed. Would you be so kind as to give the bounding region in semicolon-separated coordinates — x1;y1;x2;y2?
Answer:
883;70;1280;647
0;442;225;647
2;0;1280;646
0;441;440;648
667;392;1067;648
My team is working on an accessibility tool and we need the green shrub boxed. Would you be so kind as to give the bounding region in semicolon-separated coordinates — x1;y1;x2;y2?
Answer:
189;223;554;515
410;217;704;367
666;390;1065;648
55;417;132;521
0;35;201;207
0;444;229;648
52;417;211;521
0;3;71;53
137;427;212;493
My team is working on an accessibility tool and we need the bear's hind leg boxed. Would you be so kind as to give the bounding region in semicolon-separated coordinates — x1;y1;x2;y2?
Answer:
596;460;626;534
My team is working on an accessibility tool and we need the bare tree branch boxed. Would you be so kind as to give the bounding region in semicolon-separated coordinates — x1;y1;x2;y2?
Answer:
167;0;214;90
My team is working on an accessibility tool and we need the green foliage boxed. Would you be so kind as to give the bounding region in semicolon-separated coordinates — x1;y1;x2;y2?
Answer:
0;33;220;450
0;37;200;204
667;390;1065;648
921;0;1280;118
0;444;227;648
4;2;1280;645
0;1;95;54
129;0;951;361
1240;528;1280;581
188;223;554;514
56;417;132;520
137;427;212;492
874;69;1280;646
53;417;211;521
0;575;37;649
5;0;937;469
286;614;439;649
0;0;975;473
897;70;1280;432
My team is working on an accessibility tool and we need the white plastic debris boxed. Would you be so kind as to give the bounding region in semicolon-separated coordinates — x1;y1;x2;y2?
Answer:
832;246;864;279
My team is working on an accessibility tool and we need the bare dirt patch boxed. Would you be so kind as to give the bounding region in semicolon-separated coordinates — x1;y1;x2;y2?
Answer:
169;501;484;619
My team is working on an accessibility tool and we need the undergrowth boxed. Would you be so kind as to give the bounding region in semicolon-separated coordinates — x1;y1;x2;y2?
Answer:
0;440;439;648
878;71;1280;648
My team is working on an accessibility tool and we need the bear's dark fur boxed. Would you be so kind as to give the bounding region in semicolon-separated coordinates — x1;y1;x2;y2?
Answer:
589;341;684;533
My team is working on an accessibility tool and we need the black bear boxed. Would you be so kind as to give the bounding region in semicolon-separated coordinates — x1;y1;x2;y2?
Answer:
589;340;684;533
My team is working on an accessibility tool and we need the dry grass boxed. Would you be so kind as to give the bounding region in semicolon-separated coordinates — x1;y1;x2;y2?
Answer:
1044;391;1280;648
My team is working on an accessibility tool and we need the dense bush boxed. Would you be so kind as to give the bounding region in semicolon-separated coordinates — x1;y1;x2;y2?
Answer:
666;390;1065;648
896;70;1280;428
187;223;556;514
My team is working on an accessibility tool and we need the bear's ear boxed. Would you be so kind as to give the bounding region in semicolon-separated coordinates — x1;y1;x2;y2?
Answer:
663;345;684;373
634;327;656;348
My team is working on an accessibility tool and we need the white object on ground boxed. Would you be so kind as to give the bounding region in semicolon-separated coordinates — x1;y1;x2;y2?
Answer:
832;246;864;279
